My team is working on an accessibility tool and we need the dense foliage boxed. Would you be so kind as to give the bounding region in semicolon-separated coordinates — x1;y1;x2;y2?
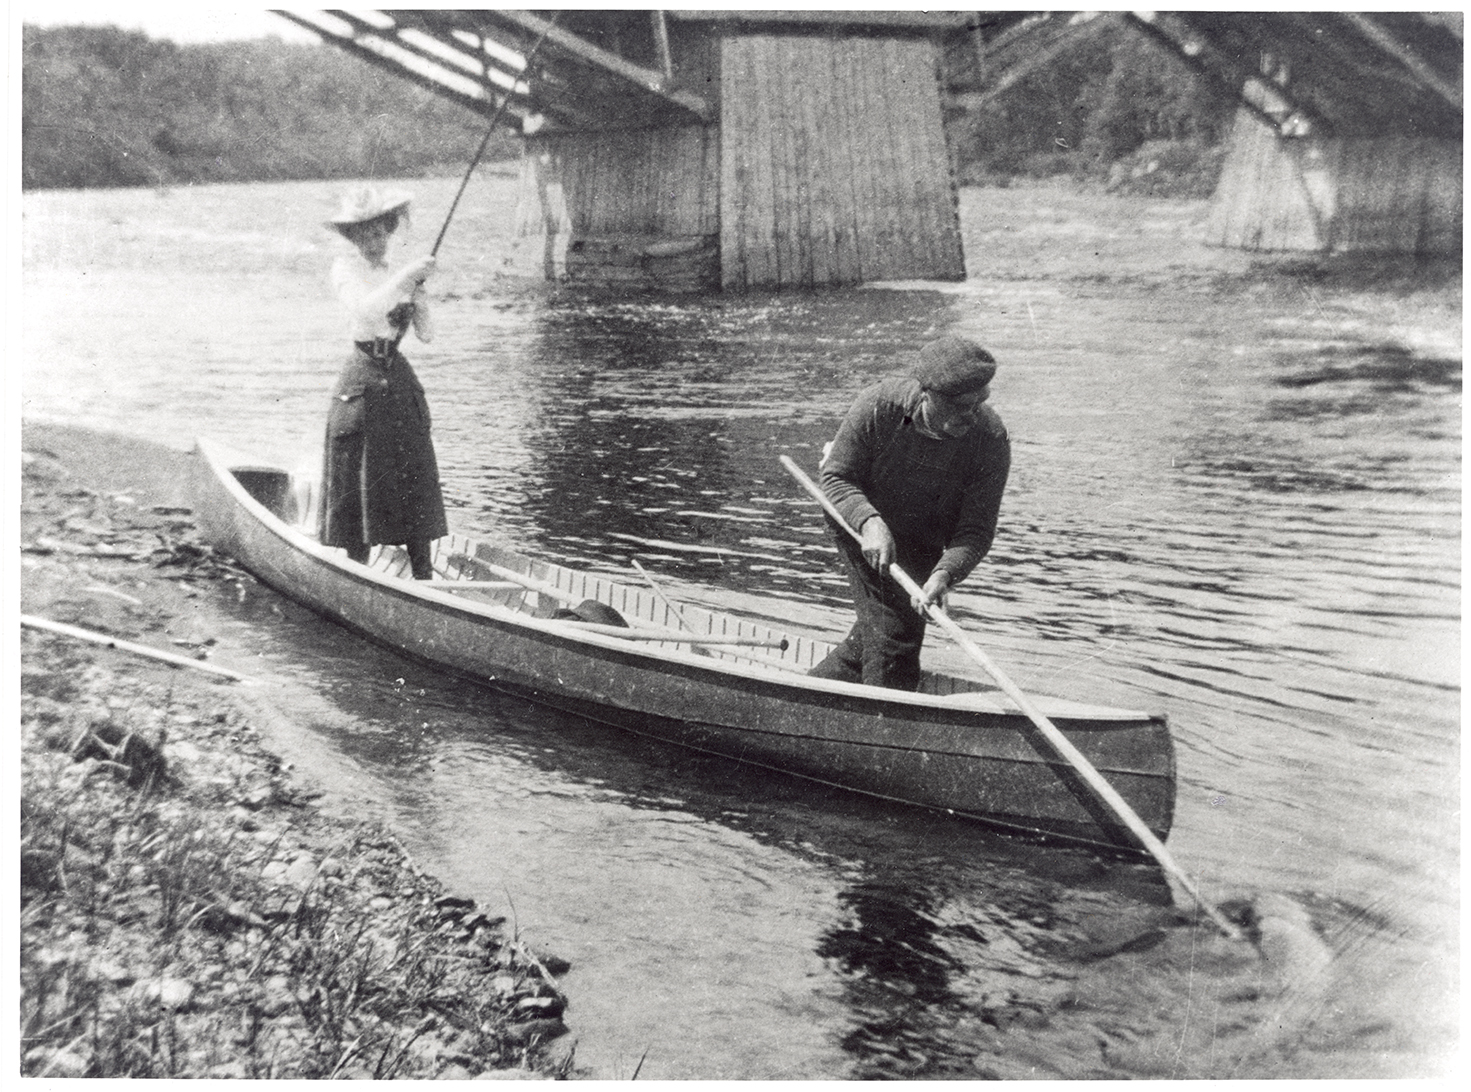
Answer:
22;20;1232;195
21;25;505;189
945;17;1235;194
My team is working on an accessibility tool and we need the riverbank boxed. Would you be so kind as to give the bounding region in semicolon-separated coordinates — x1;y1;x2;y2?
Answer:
18;424;575;1079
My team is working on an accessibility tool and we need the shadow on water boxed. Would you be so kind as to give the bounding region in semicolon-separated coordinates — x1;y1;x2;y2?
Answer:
1270;346;1462;394
1243;253;1464;294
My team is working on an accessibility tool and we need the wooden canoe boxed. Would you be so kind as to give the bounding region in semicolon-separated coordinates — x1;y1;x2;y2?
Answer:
190;439;1175;852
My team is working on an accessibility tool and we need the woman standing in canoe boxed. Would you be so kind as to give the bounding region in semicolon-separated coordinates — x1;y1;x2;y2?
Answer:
319;185;447;580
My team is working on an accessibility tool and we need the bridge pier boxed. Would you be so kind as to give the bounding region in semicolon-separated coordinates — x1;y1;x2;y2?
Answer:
515;124;720;291
1208;108;1462;255
285;10;1461;274
514;29;965;292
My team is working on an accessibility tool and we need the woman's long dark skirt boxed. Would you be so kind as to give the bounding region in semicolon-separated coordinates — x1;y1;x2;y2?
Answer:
319;346;448;552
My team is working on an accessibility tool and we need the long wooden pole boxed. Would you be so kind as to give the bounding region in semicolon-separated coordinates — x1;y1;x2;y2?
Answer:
21;615;249;682
547;619;789;649
778;455;1241;939
392;16;560;354
456;558;594;608
632;559;796;658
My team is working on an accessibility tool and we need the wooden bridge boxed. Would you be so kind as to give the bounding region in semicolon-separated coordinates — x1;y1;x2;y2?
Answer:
274;9;1462;292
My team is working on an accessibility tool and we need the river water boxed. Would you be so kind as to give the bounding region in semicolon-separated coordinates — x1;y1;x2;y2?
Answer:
21;174;1460;1078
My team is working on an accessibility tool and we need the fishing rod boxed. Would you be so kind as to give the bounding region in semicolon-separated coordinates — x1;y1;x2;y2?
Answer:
431;12;561;257
391;13;560;350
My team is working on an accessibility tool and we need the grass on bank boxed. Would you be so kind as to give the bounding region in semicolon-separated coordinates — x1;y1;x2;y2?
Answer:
20;636;572;1079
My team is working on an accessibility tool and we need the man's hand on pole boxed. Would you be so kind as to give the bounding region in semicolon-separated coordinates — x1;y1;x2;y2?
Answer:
859;516;896;572
912;569;951;615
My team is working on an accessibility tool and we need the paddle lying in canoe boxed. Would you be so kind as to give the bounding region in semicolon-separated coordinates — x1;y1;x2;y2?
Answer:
779;454;1240;939
436;555;788;649
191;437;1178;854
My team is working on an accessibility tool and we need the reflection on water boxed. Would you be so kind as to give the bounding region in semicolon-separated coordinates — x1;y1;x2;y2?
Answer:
820;882;963;1005
22;177;1460;1078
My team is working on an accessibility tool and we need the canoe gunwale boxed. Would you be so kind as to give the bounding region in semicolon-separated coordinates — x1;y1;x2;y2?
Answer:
196;440;1155;724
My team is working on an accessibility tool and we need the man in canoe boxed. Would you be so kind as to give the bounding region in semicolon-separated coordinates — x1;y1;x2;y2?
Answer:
811;336;1011;690
319;185;448;580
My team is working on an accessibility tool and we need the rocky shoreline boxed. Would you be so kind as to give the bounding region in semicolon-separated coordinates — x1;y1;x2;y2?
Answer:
18;426;575;1079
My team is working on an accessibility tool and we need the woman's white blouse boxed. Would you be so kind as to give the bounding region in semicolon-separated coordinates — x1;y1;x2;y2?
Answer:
331;251;434;343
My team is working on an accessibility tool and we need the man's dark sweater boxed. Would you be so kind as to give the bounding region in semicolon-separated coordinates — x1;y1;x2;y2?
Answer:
820;376;1010;584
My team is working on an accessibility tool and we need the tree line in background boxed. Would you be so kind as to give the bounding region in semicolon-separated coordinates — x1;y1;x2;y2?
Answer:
22;21;1235;196
21;25;500;189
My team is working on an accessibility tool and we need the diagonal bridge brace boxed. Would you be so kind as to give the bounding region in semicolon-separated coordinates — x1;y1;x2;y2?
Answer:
273;9;711;130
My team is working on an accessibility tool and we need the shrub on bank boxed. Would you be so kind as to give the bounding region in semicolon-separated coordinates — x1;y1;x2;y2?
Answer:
946;15;1234;197
1104;139;1227;199
957;139;1224;200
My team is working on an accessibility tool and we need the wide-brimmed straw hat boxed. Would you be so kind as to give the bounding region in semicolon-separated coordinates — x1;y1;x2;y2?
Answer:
326;184;413;232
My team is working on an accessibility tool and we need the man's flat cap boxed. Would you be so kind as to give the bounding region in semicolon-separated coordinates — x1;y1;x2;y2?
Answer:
911;336;996;395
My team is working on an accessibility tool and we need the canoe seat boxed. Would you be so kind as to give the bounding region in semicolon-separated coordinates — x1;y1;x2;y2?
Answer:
232;467;299;524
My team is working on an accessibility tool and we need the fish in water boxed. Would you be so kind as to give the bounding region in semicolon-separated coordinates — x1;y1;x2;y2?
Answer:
1247;892;1334;995
1224;891;1335;998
